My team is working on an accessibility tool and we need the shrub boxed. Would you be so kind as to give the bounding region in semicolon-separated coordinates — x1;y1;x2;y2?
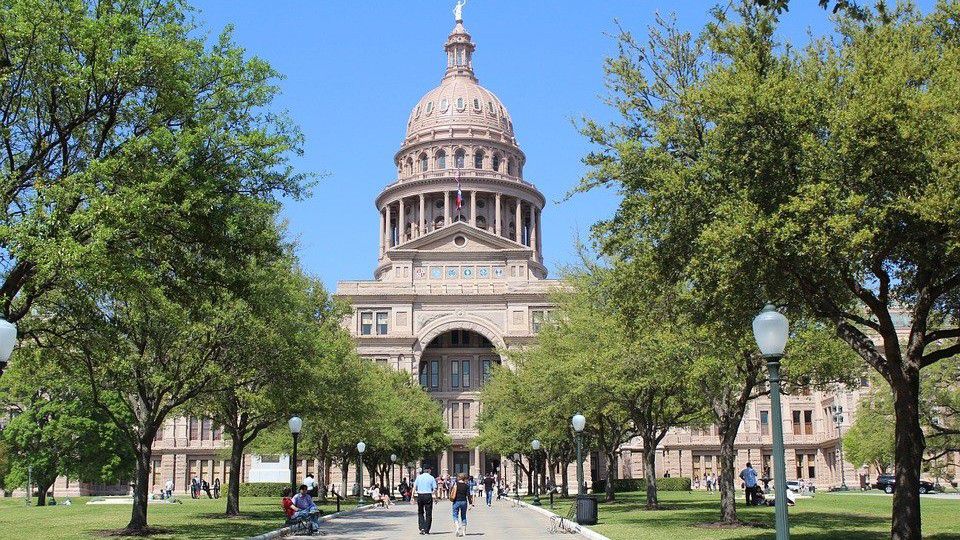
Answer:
238;482;289;498
592;477;691;493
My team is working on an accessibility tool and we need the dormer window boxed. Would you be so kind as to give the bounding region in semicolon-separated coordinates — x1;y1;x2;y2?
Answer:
456;97;465;111
426;102;434;114
440;99;449;112
473;98;481;111
415;105;421;118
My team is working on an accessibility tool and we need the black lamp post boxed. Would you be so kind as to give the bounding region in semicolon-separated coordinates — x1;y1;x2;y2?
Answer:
288;416;302;491
572;414;586;495
531;439;542;506
753;304;791;540
831;405;849;491
356;441;366;508
513;452;520;501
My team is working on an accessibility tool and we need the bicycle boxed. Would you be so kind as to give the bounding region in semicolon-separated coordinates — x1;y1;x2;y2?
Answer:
547;503;577;535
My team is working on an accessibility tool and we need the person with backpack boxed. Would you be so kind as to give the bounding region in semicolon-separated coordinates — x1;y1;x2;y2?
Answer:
449;472;474;537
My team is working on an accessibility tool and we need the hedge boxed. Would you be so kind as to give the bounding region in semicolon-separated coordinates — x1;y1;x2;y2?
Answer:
592;477;691;493
238;482;289;498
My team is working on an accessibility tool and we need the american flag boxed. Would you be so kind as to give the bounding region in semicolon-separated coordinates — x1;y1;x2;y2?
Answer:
455;168;463;210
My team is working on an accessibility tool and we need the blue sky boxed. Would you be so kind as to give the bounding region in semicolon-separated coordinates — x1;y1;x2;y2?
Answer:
190;0;934;290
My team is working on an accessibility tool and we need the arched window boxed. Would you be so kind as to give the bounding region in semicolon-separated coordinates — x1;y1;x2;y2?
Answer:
476;216;487;230
454;149;465;168
492;154;501;172
405;157;413;175
474;151;484;169
456;50;463;66
507;158;515;176
456;97;465;111
436;151;446;169
419;153;428;172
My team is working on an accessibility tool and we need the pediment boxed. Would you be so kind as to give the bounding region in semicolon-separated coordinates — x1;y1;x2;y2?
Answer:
393;222;527;253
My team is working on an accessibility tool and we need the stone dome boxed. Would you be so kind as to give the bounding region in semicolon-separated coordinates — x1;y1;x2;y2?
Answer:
401;21;518;149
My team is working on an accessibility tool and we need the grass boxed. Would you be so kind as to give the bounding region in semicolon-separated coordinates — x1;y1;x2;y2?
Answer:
0;496;343;540
543;490;960;540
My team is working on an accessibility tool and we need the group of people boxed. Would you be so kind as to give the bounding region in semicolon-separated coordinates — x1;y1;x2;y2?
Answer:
409;467;503;536
281;483;322;535
694;472;719;491
189;476;219;499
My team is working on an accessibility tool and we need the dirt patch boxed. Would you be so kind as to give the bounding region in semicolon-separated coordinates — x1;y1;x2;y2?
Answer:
96;527;175;537
695;521;769;529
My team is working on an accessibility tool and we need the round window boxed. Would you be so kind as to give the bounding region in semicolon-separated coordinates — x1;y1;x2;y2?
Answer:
454;235;466;247
435;200;444;209
477;200;485;209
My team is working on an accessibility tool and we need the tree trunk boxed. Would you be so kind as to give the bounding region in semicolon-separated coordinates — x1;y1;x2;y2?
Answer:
126;444;152;532
891;376;924;540
225;438;245;516
604;451;617;503
340;460;349;498
561;461;569;498
35;478;54;506
641;439;659;509
526;468;532;496
717;425;739;524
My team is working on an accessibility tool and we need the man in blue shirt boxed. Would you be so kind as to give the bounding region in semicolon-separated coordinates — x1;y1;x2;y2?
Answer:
739;462;759;505
412;466;438;535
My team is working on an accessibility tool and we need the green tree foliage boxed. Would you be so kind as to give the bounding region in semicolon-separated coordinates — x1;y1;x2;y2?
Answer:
578;2;947;535
6;0;309;532
844;384;896;476
0;348;134;505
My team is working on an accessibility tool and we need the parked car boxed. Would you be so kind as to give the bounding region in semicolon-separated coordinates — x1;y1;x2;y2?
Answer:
872;474;937;494
785;480;801;492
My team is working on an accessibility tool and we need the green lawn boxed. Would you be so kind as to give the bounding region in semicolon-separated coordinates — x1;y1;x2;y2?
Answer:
551;491;960;540
0;496;343;540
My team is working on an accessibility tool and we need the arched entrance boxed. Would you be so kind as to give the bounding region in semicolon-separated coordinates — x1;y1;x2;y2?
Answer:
417;328;502;478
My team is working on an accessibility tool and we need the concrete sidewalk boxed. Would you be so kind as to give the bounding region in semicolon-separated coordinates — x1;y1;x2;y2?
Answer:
288;497;563;539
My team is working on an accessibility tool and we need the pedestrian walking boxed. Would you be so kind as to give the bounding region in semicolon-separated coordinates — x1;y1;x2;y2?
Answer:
413;466;437;535
482;473;495;507
450;472;474;537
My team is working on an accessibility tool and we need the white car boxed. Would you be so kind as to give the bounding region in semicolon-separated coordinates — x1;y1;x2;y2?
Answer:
785;480;801;492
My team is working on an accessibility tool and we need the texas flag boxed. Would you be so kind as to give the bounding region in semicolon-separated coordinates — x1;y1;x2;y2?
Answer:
455;169;463;210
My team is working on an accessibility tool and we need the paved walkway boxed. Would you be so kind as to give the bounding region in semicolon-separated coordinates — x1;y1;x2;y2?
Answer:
289;498;561;539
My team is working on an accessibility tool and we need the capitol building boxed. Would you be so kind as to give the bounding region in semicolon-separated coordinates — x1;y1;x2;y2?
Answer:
37;8;940;499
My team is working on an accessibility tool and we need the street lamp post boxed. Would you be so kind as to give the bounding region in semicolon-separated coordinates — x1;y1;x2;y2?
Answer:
288;417;302;491
513;453;520;501
356;441;366;508
390;454;397;499
531;439;542;506
753;304;791;540
0;318;17;377
572;413;586;496
831;406;848;491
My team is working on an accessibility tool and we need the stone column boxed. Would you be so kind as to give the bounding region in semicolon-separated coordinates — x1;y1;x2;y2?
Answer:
495;193;502;237
398;197;405;244
530;206;538;259
470;190;477;227
475;446;482;477
379;208;385;255
386;204;393;248
515;199;522;242
536;208;542;259
419;193;425;237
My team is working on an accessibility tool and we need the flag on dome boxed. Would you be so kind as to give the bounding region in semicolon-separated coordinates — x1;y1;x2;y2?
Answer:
456;169;463;210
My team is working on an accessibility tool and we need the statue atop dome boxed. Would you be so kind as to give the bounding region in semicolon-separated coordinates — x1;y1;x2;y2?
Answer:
454;0;466;22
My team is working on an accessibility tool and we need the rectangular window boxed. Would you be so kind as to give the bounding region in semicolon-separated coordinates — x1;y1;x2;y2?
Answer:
201;418;212;440
795;452;804;479
762;454;772;478
451;360;460;388
420;362;428;387
451;329;461;346
431;360;440;389
152;459;162;486
760;411;770;436
793;410;802;435
360;312;373;335
452;403;461;429
804;410;814;435
189;417;199;440
462;360;471;388
376;311;389;335
482;359;492;384
213;425;222;441
807;453;816;478
463;402;471;429
531;310;544;333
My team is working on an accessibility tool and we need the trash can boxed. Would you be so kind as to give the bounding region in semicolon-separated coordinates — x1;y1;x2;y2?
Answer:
576;494;598;525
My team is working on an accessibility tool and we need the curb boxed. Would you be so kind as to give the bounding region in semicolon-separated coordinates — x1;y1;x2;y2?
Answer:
247;504;377;540
515;500;611;540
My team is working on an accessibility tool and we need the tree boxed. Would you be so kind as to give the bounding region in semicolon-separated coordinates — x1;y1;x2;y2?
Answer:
0;0;307;322
844;385;895;476
191;263;329;516
0;348;134;505
579;3;959;538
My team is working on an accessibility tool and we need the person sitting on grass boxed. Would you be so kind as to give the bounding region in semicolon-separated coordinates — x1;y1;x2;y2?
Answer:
289;485;321;533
